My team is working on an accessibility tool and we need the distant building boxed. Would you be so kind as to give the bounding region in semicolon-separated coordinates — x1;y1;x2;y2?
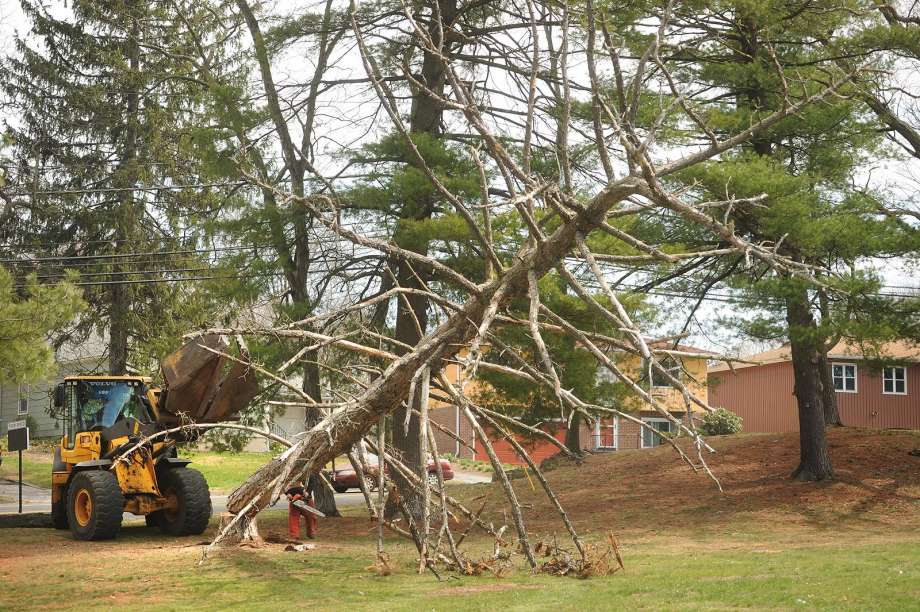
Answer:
708;341;920;432
428;342;713;465
0;340;107;439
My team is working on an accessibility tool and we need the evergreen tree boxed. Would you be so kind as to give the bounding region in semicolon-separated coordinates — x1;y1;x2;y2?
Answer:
1;0;235;374
0;267;84;384
615;0;920;479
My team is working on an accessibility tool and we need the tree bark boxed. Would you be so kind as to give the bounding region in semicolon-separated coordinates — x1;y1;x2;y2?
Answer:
390;0;458;520
818;352;841;426
224;177;645;517
786;287;834;481
109;5;140;375
301;350;339;516
565;410;583;455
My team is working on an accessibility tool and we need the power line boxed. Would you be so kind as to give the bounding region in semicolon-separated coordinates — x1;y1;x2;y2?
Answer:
0;244;266;265
2;180;248;197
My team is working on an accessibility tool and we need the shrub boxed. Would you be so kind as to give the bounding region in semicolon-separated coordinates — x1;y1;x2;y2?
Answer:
202;428;250;453
25;415;40;440
700;408;742;436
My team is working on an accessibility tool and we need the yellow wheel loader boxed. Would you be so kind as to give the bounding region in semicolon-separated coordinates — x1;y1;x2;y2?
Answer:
49;335;259;541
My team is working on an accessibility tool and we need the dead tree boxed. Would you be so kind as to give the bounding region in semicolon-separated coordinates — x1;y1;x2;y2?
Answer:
190;0;867;572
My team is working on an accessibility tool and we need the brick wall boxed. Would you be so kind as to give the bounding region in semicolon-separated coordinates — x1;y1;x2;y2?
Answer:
474;421;568;465
429;405;476;459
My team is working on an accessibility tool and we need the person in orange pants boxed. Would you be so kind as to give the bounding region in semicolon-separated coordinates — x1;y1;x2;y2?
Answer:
286;476;317;539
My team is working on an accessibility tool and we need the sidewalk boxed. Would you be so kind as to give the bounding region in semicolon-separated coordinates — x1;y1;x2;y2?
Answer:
0;479;48;513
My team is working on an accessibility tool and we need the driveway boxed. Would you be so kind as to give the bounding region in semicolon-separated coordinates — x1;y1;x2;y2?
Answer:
0;478;364;518
0;470;488;517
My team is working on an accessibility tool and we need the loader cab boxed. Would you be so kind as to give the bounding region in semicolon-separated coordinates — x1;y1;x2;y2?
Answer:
54;377;154;448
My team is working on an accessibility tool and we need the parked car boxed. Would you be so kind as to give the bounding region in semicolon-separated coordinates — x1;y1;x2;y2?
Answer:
327;453;454;493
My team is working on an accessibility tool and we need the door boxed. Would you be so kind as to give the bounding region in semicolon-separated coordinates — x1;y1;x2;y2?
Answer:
641;418;673;448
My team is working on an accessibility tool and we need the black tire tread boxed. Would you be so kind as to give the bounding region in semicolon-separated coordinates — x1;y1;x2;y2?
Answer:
52;493;69;530
67;470;124;541
157;468;211;536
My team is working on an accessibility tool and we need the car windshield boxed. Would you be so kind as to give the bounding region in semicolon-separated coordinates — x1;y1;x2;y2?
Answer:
75;380;149;430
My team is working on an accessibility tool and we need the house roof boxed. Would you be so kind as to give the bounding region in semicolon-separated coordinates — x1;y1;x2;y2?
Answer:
708;339;920;373
646;340;710;355
582;340;713;361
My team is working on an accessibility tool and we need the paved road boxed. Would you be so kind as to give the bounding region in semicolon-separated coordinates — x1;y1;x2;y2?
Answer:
0;469;489;517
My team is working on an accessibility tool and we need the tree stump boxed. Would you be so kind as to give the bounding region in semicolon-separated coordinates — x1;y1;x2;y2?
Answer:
216;512;261;545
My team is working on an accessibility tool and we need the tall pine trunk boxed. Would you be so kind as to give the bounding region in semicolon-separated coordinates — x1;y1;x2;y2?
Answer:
736;14;836;472
302;350;340;516
390;0;457;520
786;287;834;481
818;352;841;426
109;7;140;375
565;411;583;456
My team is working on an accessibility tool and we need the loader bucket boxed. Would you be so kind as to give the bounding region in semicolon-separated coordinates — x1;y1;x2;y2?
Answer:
157;334;259;426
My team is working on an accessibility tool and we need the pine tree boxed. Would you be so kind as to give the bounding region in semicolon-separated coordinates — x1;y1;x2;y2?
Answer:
623;0;919;480
1;0;234;374
0;267;84;384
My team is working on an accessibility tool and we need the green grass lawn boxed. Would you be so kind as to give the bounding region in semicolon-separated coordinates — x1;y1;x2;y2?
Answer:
0;447;274;493
0;510;917;611
2;430;917;610
179;449;277;493
0;451;52;488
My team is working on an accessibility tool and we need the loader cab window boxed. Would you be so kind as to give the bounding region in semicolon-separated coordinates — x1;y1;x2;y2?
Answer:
75;380;151;432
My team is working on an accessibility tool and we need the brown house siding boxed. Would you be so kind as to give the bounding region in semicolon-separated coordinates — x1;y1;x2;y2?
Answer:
709;361;920;432
429;405;476;459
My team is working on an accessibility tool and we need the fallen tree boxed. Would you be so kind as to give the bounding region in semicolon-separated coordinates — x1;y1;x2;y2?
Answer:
164;0;872;575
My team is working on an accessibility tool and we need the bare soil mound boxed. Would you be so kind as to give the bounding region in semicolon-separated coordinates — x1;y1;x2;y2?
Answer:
470;428;920;538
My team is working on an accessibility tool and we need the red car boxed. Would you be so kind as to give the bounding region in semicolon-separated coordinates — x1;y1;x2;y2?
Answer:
327;453;454;493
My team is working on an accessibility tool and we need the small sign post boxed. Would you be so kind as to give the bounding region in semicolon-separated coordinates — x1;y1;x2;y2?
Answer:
7;420;29;514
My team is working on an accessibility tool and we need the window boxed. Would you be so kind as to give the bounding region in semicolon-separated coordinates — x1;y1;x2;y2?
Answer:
74;380;150;430
17;383;29;415
832;363;857;393
641;418;674;448
883;366;907;395
594;417;618;450
650;357;682;389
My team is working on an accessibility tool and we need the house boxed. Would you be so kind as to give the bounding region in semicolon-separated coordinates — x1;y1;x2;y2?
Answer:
428;342;712;465
0;341;107;439
708;340;920;432
588;343;710;452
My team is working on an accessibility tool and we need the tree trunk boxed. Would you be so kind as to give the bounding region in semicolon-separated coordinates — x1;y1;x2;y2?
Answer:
302;347;340;517
109;7;140;376
389;0;457;521
224;176;644;518
786;288;834;481
818;352;841;426
565;411;583;456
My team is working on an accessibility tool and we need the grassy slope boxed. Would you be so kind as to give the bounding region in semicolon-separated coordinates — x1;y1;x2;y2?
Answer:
0;428;918;610
0;451;52;488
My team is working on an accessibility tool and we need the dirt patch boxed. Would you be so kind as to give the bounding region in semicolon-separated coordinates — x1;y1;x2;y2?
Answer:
455;428;920;540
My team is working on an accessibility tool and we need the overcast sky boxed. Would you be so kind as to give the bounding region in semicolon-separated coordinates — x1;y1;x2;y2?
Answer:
0;1;916;357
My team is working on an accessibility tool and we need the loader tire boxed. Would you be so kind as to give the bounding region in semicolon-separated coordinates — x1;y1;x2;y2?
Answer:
67;471;124;541
157;468;212;536
52;494;69;530
144;512;163;528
